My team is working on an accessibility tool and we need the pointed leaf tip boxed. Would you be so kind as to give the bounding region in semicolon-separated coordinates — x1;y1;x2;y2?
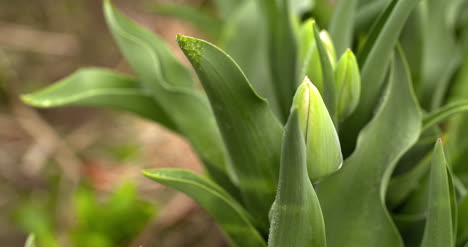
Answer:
176;35;203;68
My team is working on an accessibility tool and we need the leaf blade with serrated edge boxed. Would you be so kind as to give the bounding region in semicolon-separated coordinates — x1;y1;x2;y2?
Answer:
143;169;266;247
177;35;283;230
316;47;422;247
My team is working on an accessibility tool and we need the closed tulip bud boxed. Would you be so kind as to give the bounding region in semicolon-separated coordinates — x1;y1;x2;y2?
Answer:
299;20;337;97
292;77;343;183
335;49;361;121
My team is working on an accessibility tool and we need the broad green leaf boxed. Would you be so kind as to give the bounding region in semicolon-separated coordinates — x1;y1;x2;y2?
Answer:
419;0;461;110
143;169;266;247
340;0;420;155
25;235;36;247
177;35;283;230
219;0;281;117
103;0;237;197
258;0;299;122
316;48;422;247
293;78;342;183
444;29;468;175
329;0;357;55
423;100;468;131
268;109;326;247
149;3;221;38
421;139;457;247
21;68;177;132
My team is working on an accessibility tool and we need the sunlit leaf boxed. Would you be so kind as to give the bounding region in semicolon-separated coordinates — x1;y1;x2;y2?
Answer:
177;35;283;230
21;68;177;132
103;0;237;197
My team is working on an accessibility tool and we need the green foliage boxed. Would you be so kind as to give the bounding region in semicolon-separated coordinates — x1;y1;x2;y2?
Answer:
15;182;155;247
268;109;326;247
71;182;155;247
22;0;468;246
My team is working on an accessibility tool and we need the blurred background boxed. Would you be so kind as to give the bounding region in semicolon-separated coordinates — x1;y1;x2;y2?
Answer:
0;0;227;246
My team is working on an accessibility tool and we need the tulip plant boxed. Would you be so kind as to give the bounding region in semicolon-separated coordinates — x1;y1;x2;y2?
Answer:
21;0;468;246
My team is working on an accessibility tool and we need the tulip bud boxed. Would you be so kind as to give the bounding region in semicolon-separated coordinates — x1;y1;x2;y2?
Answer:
299;20;337;97
335;49;361;121
292;77;343;183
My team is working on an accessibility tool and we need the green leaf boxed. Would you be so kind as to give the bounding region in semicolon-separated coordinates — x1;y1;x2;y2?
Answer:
219;0;281;117
103;0;236;197
25;235;36;247
354;0;390;35
421;139;457;247
443;29;468;176
21;68;177;132
312;21;337;120
400;6;424;93
177;35;283;230
143;169;266;247
458;196;468;247
340;0;420;155
419;0;461;110
386;152;431;210
149;3;221;38
316;48;422;247
423;100;468;131
268;109;326;247
392;213;426;247
258;0;299;122
329;0;358;55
